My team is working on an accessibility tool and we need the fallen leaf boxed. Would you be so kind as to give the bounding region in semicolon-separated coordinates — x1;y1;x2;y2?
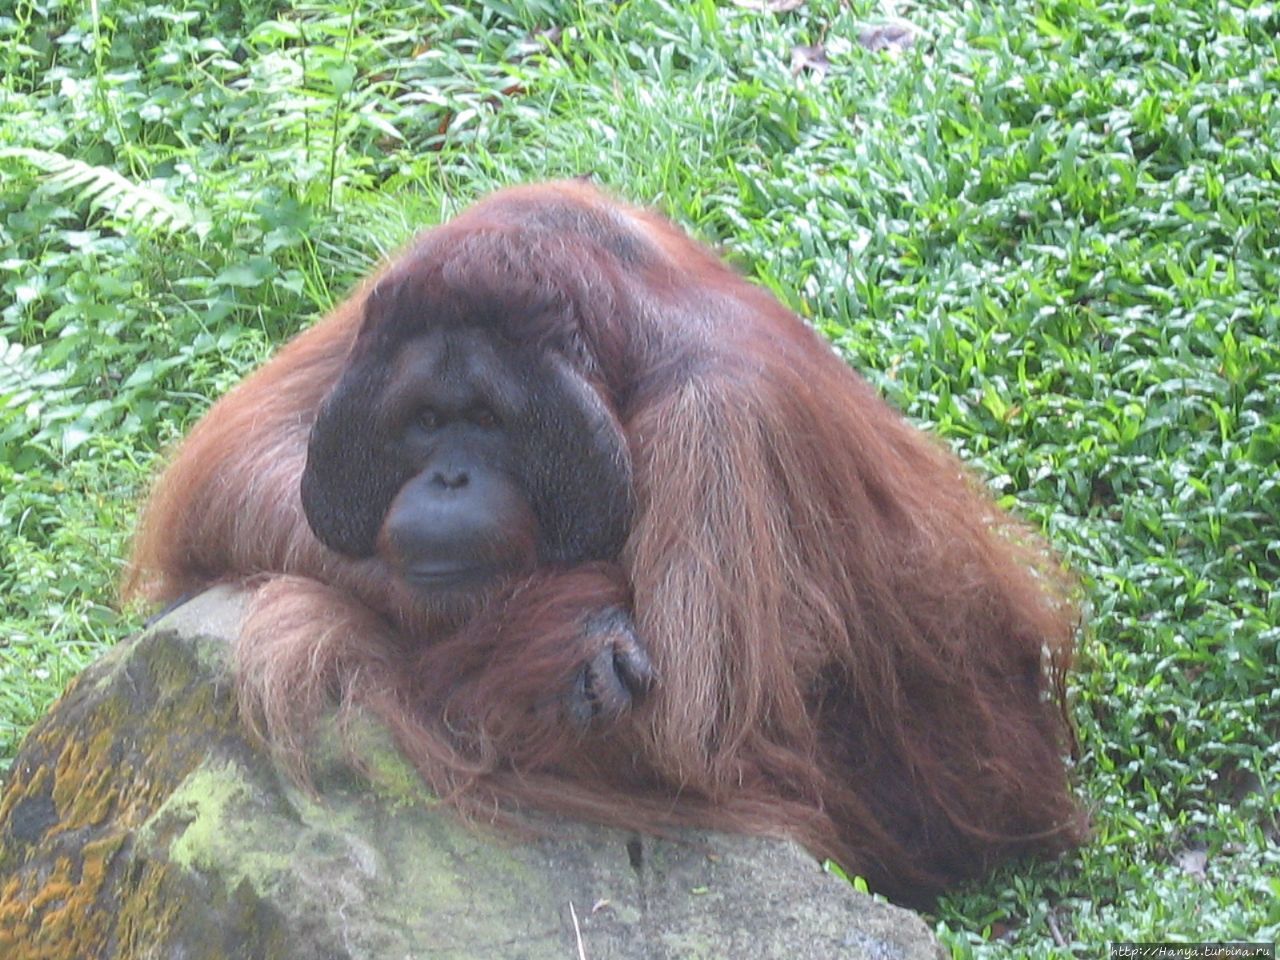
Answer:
731;0;806;12
791;43;830;80
858;19;918;55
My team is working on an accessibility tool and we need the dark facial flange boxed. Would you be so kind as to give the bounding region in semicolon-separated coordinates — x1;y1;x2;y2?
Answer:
300;323;633;577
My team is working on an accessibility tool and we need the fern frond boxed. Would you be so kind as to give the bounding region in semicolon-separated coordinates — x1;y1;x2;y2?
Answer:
0;147;197;235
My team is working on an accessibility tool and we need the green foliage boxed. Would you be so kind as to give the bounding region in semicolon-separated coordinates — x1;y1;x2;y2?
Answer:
1;0;1277;954
1;148;199;234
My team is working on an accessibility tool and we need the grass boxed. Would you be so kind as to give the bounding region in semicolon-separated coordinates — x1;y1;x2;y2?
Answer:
1;0;1277;954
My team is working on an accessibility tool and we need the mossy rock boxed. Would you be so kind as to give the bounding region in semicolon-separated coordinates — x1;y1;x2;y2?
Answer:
0;587;942;960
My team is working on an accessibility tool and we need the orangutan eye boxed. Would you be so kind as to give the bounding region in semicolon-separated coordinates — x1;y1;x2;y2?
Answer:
470;406;497;428
417;407;441;430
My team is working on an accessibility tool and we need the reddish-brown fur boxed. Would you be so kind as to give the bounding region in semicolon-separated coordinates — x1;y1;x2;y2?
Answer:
127;181;1086;905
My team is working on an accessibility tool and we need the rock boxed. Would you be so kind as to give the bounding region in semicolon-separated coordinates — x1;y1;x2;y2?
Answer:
0;586;944;960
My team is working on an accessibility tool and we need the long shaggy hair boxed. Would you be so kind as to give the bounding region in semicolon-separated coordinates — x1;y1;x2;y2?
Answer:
128;180;1086;905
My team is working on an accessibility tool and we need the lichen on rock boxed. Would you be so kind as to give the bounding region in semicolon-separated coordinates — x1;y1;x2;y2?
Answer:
0;586;943;960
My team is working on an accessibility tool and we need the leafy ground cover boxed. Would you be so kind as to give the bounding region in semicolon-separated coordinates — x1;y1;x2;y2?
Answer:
1;0;1277;954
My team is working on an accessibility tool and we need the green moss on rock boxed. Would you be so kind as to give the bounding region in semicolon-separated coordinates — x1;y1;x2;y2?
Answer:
0;587;942;960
